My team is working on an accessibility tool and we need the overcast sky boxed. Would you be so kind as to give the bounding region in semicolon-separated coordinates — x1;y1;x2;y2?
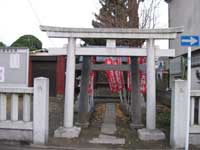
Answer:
0;0;168;48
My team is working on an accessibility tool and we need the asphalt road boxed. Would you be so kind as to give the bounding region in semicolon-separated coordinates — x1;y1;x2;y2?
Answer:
0;144;127;150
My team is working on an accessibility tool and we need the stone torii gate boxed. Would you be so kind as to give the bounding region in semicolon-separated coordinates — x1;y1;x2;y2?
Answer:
40;26;183;140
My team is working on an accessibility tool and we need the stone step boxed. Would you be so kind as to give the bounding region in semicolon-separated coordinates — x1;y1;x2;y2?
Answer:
99;134;117;139
101;123;116;135
94;98;120;104
137;129;165;141
89;137;125;145
103;117;116;123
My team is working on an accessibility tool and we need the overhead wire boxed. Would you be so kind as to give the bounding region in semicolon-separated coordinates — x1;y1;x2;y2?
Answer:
26;0;55;47
26;0;41;25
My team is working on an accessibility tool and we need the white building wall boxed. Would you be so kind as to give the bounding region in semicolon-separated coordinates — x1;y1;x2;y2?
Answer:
169;0;200;56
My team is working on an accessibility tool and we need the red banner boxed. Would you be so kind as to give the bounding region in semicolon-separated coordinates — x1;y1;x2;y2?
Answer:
127;57;132;92
105;58;118;93
138;57;146;64
138;57;147;94
139;57;147;94
139;70;146;94
105;57;124;93
113;58;124;91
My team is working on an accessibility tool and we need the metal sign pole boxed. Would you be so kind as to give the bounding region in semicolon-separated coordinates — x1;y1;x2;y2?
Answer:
185;47;191;150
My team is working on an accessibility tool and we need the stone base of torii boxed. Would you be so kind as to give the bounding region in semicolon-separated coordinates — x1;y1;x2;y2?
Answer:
40;26;183;140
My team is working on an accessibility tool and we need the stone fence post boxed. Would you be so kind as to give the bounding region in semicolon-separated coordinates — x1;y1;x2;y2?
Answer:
170;79;188;148
33;77;49;144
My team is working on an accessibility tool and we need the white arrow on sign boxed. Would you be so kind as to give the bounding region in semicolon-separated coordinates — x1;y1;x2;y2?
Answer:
182;36;198;45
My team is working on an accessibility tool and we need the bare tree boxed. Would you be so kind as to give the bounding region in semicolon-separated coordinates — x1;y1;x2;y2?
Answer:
139;0;162;29
92;0;161;29
85;0;162;46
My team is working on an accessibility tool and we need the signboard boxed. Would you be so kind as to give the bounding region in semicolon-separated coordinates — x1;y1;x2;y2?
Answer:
170;57;183;75
181;35;199;47
0;48;29;87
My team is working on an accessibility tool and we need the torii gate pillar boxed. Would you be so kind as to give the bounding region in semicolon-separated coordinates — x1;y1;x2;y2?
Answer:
54;37;81;138
137;39;165;140
146;39;156;129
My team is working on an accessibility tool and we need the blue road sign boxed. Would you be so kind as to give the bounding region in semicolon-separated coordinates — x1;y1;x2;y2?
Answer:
181;35;199;47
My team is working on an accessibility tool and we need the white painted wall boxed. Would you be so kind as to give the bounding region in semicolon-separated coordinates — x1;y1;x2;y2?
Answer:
168;0;200;56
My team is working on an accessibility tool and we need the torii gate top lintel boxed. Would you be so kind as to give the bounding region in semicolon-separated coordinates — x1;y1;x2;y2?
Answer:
40;25;183;39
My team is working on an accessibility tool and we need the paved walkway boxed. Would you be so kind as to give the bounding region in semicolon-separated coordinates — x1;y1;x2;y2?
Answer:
89;103;125;145
101;103;116;134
